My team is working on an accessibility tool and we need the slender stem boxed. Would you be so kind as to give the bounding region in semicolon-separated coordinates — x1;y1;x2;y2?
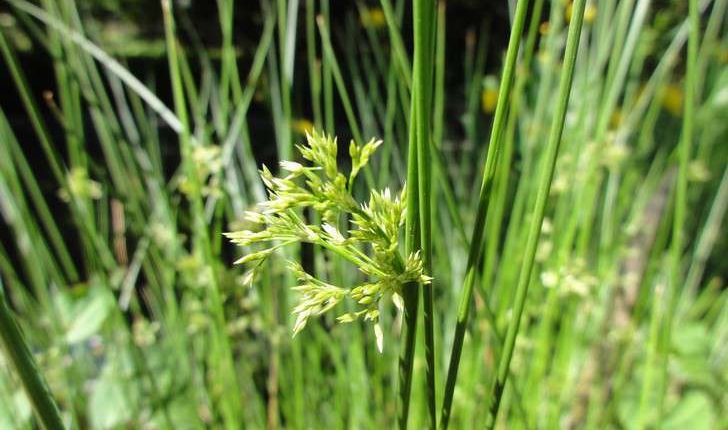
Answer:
484;0;587;427
305;0;322;128
439;1;532;427
8;0;183;132
400;50;421;430
379;0;412;90
161;2;243;427
682;165;728;301
398;108;420;429
413;0;437;427
654;0;699;424
276;0;296;161
398;0;438;426
0;283;64;430
320;0;334;133
0;16;65;184
637;281;666;429
316;15;363;147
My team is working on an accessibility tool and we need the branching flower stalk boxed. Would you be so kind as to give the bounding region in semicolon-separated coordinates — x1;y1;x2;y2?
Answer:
226;130;431;351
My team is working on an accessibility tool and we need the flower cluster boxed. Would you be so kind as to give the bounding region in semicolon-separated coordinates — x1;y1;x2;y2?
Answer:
225;130;431;351
58;167;102;202
178;144;223;197
539;258;598;297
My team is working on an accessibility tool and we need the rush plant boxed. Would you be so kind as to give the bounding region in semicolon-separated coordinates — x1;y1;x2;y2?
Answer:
0;0;725;429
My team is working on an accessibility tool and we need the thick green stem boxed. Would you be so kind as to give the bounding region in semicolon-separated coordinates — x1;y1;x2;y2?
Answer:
398;0;437;427
414;0;437;427
398;109;420;429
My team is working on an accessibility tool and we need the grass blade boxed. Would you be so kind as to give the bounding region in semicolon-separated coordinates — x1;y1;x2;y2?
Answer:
0;281;64;430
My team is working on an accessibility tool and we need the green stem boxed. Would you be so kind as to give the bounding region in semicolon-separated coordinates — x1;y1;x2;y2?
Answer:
305;0;322;128
379;0;412;90
654;0;700;424
276;0;296;161
0;283;64;430
413;0;437;427
398;109;420;429
484;0;586;427
161;2;243;427
439;1;531;427
320;0;334;133
316;16;364;147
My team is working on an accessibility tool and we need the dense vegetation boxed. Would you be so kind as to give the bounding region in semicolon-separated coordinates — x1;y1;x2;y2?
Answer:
0;0;726;428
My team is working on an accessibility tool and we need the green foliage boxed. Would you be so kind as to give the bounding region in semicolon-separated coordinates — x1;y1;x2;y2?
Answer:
0;0;726;428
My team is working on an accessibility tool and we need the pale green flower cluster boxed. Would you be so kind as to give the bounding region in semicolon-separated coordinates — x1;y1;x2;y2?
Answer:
58;167;102;202
178;144;223;197
225;130;431;351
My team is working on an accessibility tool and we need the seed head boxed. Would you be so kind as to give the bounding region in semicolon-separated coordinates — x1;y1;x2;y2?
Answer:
226;129;432;351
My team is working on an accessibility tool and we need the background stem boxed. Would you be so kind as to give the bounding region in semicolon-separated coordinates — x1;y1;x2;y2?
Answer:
0;282;64;430
439;0;531;427
484;0;586;426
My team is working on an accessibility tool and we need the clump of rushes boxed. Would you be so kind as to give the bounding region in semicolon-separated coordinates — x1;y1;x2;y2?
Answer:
225;130;431;351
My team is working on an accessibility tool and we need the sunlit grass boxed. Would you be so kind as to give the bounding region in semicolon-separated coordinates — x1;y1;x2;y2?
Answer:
0;0;726;429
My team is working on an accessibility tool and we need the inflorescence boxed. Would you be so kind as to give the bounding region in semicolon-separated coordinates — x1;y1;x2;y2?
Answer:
225;130;430;351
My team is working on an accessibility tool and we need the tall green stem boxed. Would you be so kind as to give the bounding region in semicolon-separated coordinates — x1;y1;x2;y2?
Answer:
399;110;420;429
484;0;586;427
161;1;243;427
414;0;436;427
653;0;699;424
439;1;531;427
398;0;437;427
0;283;64;430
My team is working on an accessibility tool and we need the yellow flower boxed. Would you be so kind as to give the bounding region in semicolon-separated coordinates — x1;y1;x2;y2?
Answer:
360;7;386;29
718;47;728;63
661;84;683;116
688;160;711;182
566;2;597;24
610;108;623;128
539;21;550;35
292;118;315;135
481;75;499;114
58;167;102;202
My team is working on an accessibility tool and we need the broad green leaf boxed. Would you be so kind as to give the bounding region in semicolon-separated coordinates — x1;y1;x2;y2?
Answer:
88;375;131;429
663;391;715;430
65;291;112;345
672;323;710;356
